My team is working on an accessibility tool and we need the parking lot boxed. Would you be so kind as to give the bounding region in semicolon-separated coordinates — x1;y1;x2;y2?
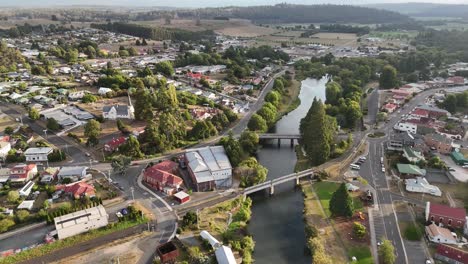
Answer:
439;155;468;182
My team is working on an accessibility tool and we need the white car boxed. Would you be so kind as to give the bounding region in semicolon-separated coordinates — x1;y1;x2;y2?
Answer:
382;167;386;173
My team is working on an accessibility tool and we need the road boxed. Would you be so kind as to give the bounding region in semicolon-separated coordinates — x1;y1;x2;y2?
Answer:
359;87;445;263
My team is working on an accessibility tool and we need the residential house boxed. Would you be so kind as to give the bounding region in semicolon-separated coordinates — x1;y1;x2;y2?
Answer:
40;167;60;183
68;90;87;100
98;87;113;95
415;105;449;119
410;108;430;119
19;181;35;197
425;223;458;245
425;202;466;229
102;104;134;120
56;181;96;199
0;168;10;183
450;151;468;166
174;191;190;204
57;166;88;182
9;164;38;183
184;146;232;192
104;137;127;152
383;103;398;113
0;141;11;160
402;147;425;163
405;177;441;196
447;76;465;86
435;244;468;264
143;160;183;195
397;163;426;178
394;121;418;134
424;134;453;154
24;147;53;162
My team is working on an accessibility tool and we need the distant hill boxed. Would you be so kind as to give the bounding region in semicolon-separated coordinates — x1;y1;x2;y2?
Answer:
191;4;413;24
366;3;468;18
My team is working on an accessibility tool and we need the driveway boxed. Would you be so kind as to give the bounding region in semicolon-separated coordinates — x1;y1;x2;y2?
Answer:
438;155;468;182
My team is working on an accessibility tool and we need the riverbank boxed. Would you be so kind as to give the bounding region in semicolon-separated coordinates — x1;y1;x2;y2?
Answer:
276;79;301;119
177;197;254;263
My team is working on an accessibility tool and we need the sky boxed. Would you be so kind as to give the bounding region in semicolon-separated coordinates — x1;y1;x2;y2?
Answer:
0;0;466;8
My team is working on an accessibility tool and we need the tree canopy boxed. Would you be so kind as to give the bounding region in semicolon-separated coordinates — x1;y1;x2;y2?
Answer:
329;183;355;217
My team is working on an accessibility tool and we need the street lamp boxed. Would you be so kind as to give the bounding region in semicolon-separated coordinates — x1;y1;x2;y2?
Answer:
130;187;135;201
43;129;48;138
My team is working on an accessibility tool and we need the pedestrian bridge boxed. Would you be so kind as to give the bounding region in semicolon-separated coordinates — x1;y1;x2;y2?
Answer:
243;168;315;195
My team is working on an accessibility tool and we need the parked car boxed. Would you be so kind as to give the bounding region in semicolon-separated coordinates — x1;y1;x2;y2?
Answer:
381;167;386;173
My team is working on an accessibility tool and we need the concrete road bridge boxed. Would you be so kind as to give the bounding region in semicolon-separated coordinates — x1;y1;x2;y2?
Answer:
257;133;301;147
243;168;315;195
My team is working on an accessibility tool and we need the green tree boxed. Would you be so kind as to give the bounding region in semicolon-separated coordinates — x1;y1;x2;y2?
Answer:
379;239;396;264
248;114;268;132
159;112;186;146
7;190;20;203
116;119;131;134
65;48;79;64
444;94;458;114
219;133;243;167
82;93;97;103
46;118;60;131
84;120;101;139
300;98;335;165
155;61;175;76
28;108;40;120
273;78;285;93
308;237;332;264
139;120;167;154
111;155;132;175
257;103;278;127
239;130;259;155
128;47;138;56
0;218;15;232
120;136;143;158
15;210;30;223
325;81;342;105
265;90;281;107
352;221;366;238
238;157;268;187
4;126;13;135
379;65;398;89
329;183;354;217
134;88;154;121
182;211;197;227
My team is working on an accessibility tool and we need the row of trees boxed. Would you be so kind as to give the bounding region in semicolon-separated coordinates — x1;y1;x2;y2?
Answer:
441;91;468;114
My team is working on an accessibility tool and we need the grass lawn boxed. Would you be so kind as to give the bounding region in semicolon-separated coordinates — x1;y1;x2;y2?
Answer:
348;245;373;264
313;181;340;217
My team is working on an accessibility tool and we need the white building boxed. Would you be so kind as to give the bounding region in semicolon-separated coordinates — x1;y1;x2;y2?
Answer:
54;205;109;239
68;90;87;100
405;177;442;197
19;181;35;197
24;147;53;162
185;146;232;192
394;122;418;134
57;166;88;182
0;141;11;160
200;230;236;264
102;105;134;120
425;223;458;245
98;87;113;95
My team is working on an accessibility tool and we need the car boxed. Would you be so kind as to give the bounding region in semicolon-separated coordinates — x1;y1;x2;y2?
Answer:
425;259;432;264
448;168;456;172
462;165;468;168
121;208;129;215
85;153;91;157
359;156;367;161
381;167;386;173
116;212;123;218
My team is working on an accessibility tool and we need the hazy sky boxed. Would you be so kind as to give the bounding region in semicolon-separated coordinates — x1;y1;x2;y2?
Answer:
0;0;466;7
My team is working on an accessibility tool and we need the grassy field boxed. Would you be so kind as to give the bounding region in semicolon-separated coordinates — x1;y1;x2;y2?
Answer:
277;79;301;118
313;181;341;217
0;115;17;133
348;246;373;264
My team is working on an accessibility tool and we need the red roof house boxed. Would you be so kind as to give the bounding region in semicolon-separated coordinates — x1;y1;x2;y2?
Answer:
144;161;183;195
104;137;127;152
425;202;467;229
187;72;209;81
9;164;38;183
383;103;397;113
411;108;430;118
391;89;412;97
57;181;96;199
448;76;465;85
435;244;468;264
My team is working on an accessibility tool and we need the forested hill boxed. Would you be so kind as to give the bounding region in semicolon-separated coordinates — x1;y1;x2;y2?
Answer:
193;4;412;24
366;3;468;19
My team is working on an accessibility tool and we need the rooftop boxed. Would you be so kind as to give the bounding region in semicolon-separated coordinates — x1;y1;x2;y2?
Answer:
429;202;466;220
436;244;468;263
397;163;426;176
426;223;455;240
24;147;53;155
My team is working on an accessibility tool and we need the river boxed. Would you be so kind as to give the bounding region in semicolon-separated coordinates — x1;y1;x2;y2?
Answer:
248;77;328;264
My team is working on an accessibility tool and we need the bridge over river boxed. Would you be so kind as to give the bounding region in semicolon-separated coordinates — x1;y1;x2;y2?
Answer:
257;133;301;147
243;168;315;195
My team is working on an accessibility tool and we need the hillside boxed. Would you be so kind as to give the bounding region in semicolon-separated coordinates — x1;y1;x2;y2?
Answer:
188;4;413;24
367;3;468;19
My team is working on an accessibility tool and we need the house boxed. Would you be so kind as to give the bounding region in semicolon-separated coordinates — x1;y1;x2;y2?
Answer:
143;160;183;195
19;181;35;197
174;191;190;204
450;151;468;166
156;242;179;263
0;141;11;160
397;163;426;177
54;205;109;240
415;105;449;119
17;200;35;211
102;105;134;120
24;147;53;162
402;147;425;163
447;76;465;85
410;108;429;119
9;164;38;183
68;90;87;100
104;137;127;152
405;177;441;196
424;134;453;154
394;121;418;134
383;103;398;113
56;181;96;199
425;202;467;229
98;87;113;95
425;223;458;245
40;167;60;183
184;146;233;192
0;168;10;183
435;244;468;264
57;166;88;182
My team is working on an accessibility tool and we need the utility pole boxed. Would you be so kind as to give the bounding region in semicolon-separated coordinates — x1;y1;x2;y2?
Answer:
43;129;48;138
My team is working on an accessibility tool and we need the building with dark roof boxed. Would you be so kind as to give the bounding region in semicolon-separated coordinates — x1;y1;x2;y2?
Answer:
451;151;468;166
424;133;453;154
435;244;468;264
